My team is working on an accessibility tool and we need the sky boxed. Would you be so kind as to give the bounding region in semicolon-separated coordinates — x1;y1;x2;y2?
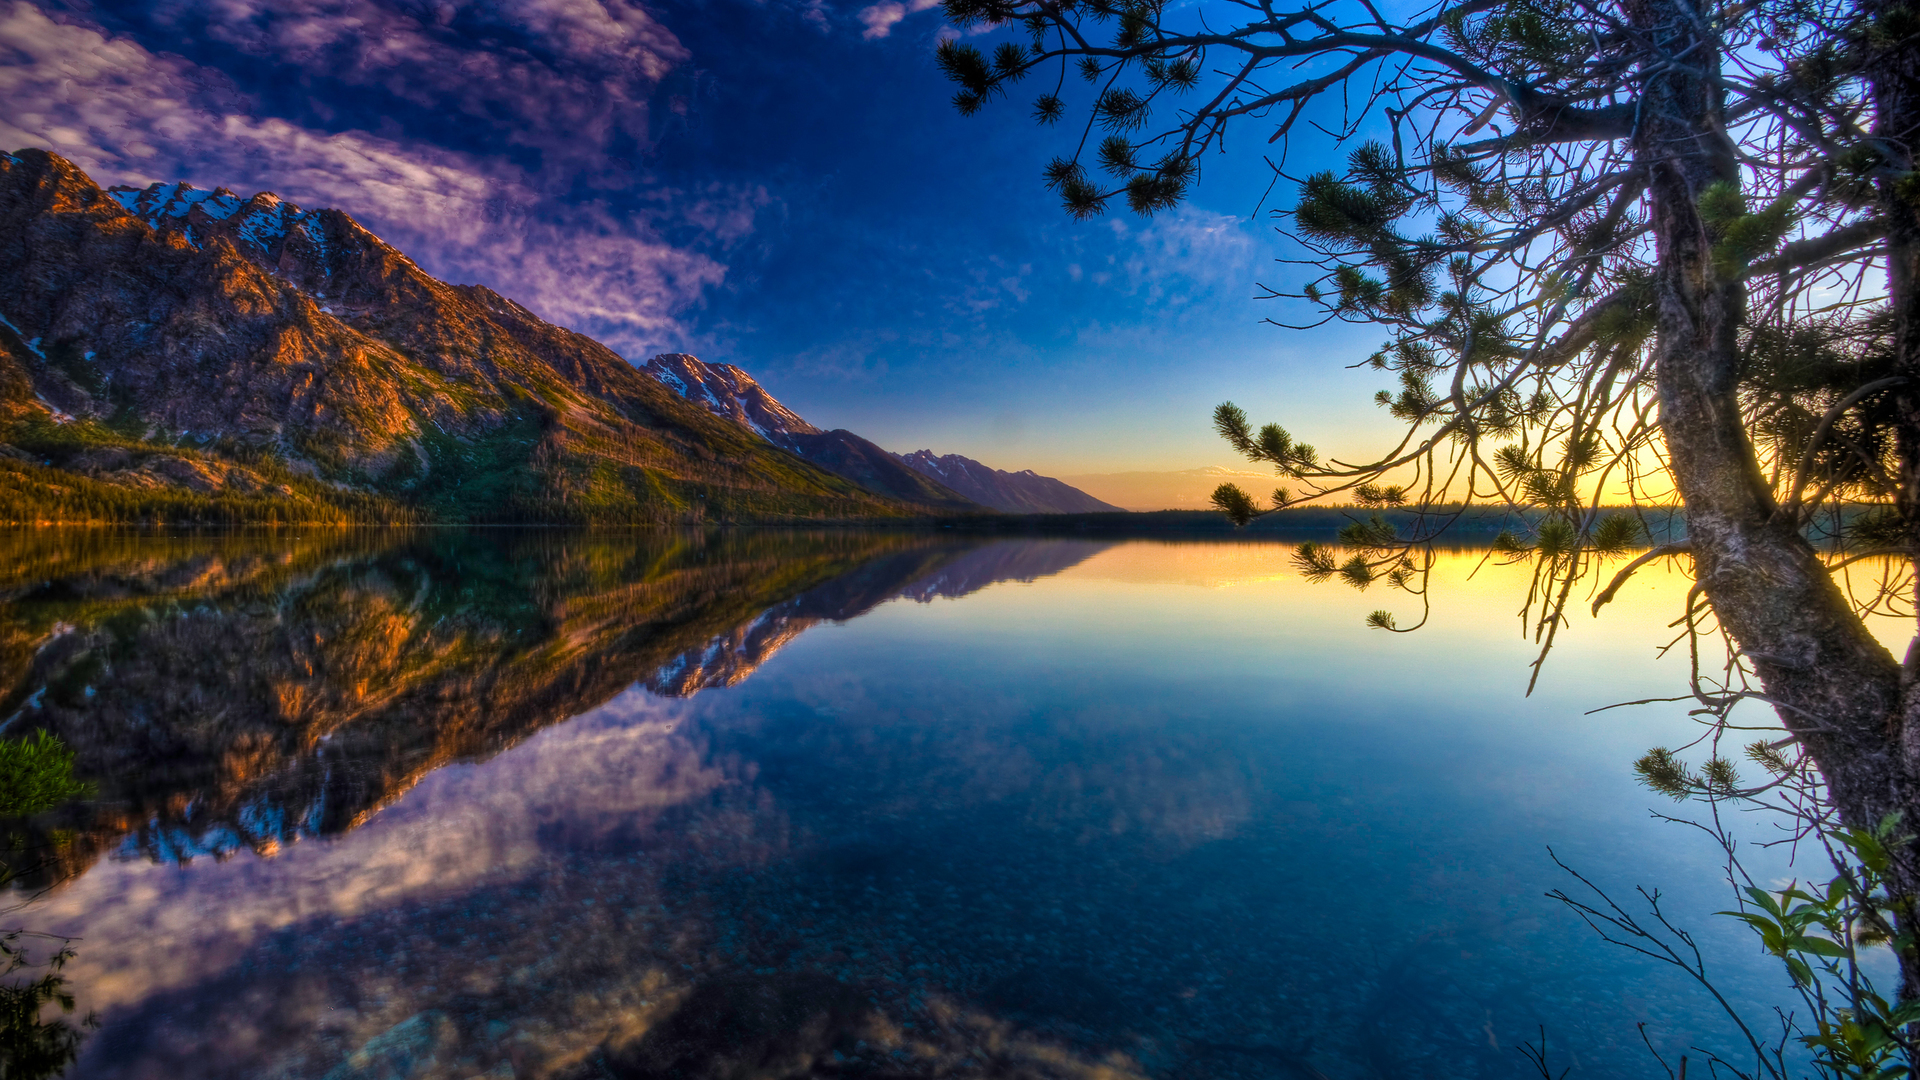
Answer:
1;0;1398;475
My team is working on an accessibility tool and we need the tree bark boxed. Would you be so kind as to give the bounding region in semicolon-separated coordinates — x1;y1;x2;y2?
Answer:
1634;0;1920;992
1875;0;1920;553
1868;0;1920;998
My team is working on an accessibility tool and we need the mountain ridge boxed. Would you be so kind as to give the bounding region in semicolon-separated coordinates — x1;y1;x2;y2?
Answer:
0;149;962;524
640;352;1118;514
642;353;982;512
893;448;1124;514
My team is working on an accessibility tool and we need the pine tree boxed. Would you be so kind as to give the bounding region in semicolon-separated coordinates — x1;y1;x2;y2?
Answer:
939;0;1920;1009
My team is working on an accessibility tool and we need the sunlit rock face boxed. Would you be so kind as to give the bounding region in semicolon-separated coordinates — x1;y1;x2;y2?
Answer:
640;354;822;441
0;531;1107;887
0;152;417;468
0;150;932;522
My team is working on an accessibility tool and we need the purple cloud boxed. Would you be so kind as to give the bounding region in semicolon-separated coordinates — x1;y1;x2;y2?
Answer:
0;0;762;355
133;0;688;166
857;0;938;38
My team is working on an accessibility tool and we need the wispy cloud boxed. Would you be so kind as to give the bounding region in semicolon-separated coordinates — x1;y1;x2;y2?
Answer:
0;1;757;355
857;0;939;39
132;0;687;165
1108;209;1263;303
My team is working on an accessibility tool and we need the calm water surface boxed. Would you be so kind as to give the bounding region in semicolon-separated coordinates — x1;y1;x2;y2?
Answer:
0;529;1815;1078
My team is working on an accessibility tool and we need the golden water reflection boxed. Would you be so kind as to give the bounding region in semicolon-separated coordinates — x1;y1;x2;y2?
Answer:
0;530;1827;1079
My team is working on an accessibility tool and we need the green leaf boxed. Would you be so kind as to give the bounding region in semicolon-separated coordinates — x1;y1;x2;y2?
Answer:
1744;886;1788;919
1795;936;1850;959
1787;955;1814;986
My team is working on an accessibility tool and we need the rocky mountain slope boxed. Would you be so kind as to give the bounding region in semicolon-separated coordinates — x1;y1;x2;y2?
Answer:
0;149;956;524
642;354;980;512
642;353;1117;514
894;449;1123;514
642;353;823;440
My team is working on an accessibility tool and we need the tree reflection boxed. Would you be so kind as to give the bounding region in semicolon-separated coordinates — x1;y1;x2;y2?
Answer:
0;529;1114;1079
0;730;95;1080
0;530;1106;889
0;931;92;1080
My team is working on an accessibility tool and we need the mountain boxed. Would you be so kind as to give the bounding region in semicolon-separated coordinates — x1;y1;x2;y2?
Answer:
0;149;955;524
641;352;822;440
641;352;1117;514
642;353;980;511
893;449;1124;513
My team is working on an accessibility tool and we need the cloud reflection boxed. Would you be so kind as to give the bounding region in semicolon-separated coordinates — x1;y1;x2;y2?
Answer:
0;530;1109;888
7;534;1769;1080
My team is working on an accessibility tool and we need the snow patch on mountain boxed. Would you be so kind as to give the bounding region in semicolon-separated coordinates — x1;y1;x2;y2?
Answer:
109;182;246;225
108;182;323;262
640;353;823;443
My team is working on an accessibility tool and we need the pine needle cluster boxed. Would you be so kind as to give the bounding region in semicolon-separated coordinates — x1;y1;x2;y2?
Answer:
940;0;1920;1053
937;0;1912;661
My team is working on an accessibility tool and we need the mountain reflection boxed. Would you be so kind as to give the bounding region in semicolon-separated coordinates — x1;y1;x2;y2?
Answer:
0;529;1108;887
7;537;1774;1079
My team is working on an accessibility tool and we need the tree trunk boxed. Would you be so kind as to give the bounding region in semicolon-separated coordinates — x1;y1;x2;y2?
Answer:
1633;0;1920;993
1876;0;1920;557
1869;0;1920;999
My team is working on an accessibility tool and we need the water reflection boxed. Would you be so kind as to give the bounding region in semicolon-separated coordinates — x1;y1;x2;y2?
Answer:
0;930;92;1080
0;530;1102;889
0;531;1782;1079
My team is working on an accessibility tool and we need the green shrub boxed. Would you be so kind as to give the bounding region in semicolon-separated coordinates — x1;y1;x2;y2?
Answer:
0;732;90;819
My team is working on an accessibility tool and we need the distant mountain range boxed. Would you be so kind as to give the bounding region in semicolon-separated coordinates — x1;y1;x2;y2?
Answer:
641;353;1120;514
894;449;1122;513
0;150;971;524
641;354;976;512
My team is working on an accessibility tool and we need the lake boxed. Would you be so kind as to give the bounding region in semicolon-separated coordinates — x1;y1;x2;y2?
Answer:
0;528;1818;1078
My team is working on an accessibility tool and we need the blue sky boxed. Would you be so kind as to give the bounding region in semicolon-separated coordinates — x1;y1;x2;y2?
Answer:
3;0;1393;474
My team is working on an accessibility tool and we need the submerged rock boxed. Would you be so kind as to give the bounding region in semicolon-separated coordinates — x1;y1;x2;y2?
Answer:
322;1011;460;1080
